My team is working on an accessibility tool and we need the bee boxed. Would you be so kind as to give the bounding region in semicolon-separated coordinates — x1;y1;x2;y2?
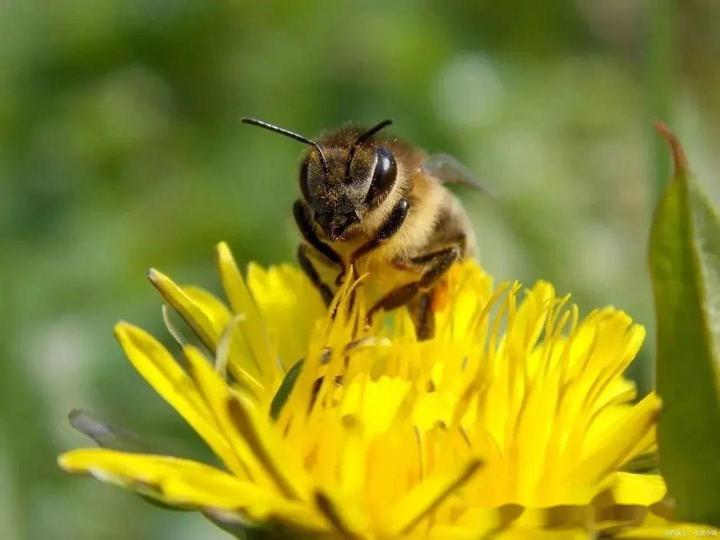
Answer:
242;117;479;340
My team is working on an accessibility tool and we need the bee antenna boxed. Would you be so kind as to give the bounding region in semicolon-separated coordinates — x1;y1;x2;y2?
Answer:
344;119;394;182
356;119;393;144
241;117;329;178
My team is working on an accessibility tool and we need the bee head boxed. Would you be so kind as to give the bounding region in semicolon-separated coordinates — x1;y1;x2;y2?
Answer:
301;121;397;240
242;117;398;241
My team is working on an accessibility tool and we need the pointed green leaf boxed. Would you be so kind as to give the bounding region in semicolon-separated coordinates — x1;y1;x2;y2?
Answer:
649;123;720;526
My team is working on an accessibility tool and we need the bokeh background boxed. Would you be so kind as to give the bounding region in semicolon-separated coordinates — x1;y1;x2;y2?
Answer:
2;1;719;538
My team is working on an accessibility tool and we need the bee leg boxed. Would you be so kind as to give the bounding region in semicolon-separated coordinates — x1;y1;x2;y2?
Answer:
364;245;461;335
408;291;435;340
293;200;344;271
352;198;410;262
340;198;410;286
297;244;334;307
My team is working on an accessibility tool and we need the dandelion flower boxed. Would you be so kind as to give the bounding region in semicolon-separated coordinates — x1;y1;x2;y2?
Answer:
59;242;685;538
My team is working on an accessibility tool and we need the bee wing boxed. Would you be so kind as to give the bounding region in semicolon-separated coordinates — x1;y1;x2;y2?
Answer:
422;153;489;193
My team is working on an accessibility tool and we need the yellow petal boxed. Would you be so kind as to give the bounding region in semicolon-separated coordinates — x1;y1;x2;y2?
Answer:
183;345;275;489
60;448;326;532
247;262;326;370
214;316;266;399
113;322;240;475
605;472;666;506
341;375;410;439
58;448;274;509
314;490;368;539
227;393;311;502
148;268;220;353
383;458;483;536
572;393;662;487
215;242;274;379
182;286;232;337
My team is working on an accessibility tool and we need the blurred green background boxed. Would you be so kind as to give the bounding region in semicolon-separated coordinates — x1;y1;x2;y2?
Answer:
2;1;719;539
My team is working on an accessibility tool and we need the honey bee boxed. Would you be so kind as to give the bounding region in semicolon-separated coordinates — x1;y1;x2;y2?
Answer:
242;117;479;339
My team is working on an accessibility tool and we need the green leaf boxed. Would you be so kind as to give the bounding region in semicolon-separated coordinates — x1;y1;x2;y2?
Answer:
649;123;720;526
270;359;304;420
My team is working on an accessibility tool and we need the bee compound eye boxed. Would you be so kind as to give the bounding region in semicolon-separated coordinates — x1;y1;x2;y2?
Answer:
365;147;397;207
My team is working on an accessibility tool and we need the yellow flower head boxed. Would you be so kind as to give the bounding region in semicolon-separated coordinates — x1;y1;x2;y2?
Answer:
59;242;671;538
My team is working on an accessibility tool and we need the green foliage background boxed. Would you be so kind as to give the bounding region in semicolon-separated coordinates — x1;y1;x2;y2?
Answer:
2;2;719;539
